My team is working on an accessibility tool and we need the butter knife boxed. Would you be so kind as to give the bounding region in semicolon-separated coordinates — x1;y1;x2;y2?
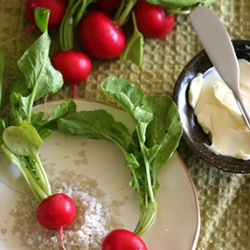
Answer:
189;6;250;130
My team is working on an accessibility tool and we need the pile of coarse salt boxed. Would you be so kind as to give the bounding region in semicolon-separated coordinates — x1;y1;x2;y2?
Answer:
10;170;125;250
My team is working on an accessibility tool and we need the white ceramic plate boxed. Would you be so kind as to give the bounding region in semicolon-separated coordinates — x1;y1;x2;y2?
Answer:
0;100;200;250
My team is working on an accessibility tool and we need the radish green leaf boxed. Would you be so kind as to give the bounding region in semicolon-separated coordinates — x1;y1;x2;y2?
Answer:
57;76;183;236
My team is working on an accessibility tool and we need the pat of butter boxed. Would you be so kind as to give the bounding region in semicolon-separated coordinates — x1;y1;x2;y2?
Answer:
188;73;203;108
188;59;250;160
213;81;242;116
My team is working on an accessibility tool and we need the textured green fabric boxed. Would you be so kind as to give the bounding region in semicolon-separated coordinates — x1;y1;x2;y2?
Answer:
1;0;250;249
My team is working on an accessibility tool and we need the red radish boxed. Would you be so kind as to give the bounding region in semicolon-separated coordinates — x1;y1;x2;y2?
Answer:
37;193;76;230
94;0;122;15
102;229;148;250
37;193;76;249
26;0;68;30
51;50;92;98
79;11;126;59
134;0;175;39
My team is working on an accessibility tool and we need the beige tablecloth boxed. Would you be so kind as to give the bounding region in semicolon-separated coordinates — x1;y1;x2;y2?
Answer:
1;0;250;249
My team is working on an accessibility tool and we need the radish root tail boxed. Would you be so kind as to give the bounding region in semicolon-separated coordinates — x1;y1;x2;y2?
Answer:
59;226;67;250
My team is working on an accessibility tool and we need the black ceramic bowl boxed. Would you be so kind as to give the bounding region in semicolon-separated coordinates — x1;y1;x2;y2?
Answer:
173;40;250;173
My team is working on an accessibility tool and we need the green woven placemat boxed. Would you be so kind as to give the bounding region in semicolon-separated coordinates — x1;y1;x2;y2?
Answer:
1;0;250;249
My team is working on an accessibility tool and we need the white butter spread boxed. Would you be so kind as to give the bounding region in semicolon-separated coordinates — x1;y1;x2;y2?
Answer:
189;59;250;160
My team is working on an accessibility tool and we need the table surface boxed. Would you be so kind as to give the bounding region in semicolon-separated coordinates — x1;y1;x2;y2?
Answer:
1;0;250;249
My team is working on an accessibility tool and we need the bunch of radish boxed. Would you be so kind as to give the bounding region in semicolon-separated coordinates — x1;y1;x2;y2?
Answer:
21;0;177;99
2;0;217;98
78;0;175;60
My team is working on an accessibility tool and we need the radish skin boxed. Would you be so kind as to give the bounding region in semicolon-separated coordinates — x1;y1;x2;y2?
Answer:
79;11;126;59
51;50;92;98
26;0;68;30
102;229;148;250
134;0;175;39
94;0;122;15
36;193;76;230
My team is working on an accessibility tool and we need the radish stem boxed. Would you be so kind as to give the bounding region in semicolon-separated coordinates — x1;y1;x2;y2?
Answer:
115;0;137;27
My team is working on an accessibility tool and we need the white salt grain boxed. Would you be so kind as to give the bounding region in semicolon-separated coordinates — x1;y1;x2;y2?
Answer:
11;170;125;250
